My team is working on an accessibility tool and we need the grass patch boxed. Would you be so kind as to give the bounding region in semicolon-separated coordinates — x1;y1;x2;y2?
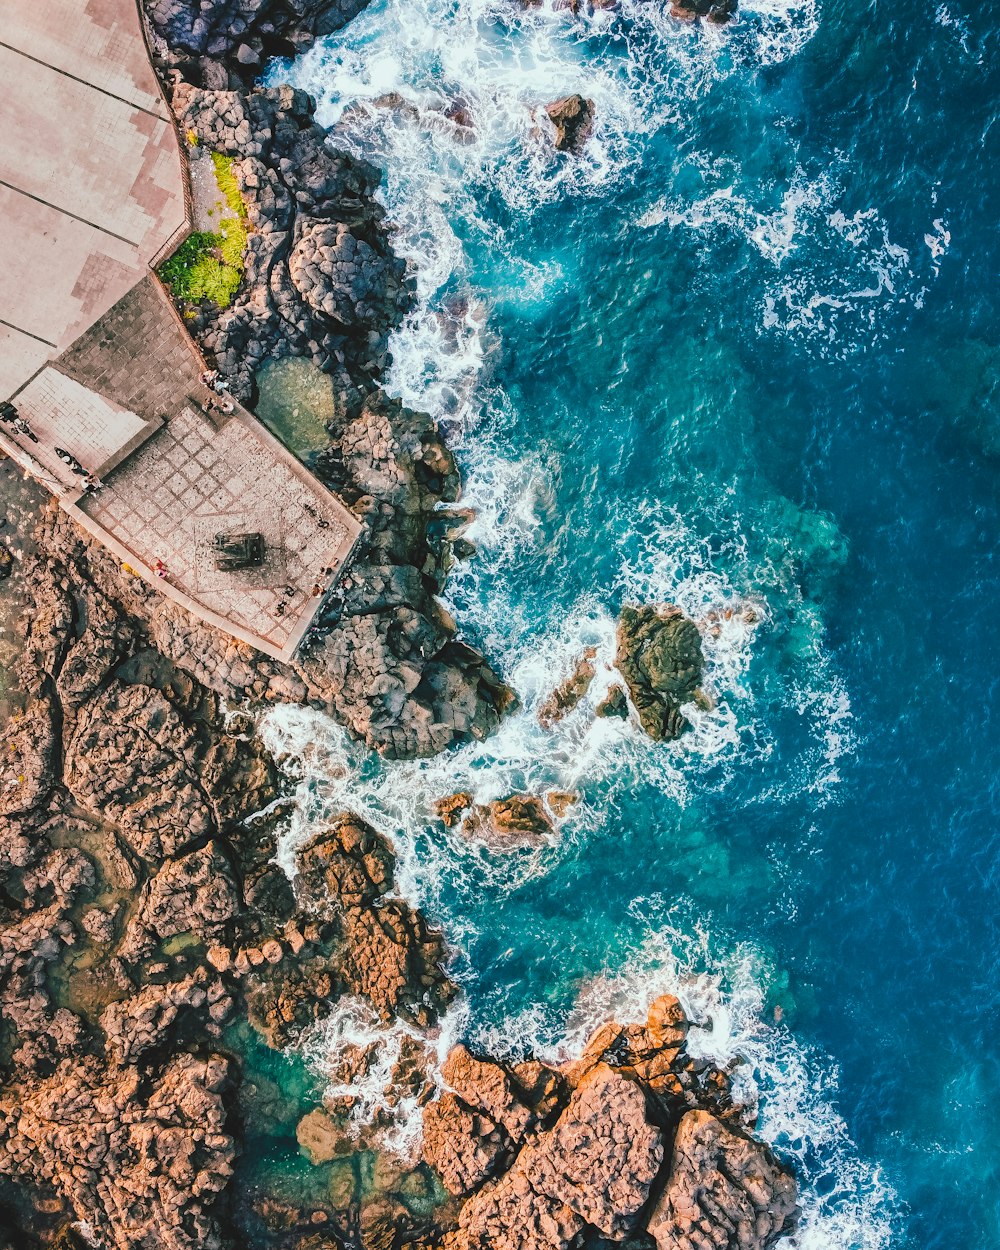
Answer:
157;153;249;308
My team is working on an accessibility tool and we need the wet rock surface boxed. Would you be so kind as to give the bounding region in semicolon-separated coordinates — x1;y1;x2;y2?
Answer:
668;0;738;24
538;646;596;727
615;604;706;740
144;0;372;84
544;94;596;153
420;997;798;1250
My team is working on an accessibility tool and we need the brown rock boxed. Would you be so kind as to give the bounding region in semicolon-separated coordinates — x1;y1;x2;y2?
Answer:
456;1064;663;1249
538;647;596;728
669;0;738;23
462;794;554;849
544;95;596;154
435;792;473;827
646;1110;798;1250
595;683;629;720
615;604;705;741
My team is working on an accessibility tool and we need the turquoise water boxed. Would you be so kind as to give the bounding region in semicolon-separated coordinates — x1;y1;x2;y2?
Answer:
266;1;999;1245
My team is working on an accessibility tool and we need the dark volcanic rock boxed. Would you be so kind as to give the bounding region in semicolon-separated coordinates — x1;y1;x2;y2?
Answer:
544;94;596;154
144;0;371;83
290;219;409;328
615;603;705;740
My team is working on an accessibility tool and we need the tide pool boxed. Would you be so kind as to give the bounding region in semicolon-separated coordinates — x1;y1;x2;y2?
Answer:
266;0;1000;1245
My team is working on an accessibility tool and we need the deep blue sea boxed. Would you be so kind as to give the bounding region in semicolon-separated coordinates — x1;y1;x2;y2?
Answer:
265;2;1000;1245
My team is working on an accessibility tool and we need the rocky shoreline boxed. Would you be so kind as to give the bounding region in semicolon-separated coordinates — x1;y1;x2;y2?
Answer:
0;1;793;1246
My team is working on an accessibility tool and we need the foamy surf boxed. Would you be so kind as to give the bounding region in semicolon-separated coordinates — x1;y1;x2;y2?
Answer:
475;920;899;1250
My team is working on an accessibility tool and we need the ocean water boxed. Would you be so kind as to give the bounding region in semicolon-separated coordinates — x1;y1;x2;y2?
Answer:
264;1;1000;1246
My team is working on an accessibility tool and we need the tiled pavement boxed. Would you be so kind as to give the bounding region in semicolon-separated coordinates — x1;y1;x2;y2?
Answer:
8;367;156;492
80;405;357;653
0;0;186;399
0;4;363;660
56;276;206;425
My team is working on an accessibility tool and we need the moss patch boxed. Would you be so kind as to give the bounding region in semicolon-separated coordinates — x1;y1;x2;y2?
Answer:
158;152;249;308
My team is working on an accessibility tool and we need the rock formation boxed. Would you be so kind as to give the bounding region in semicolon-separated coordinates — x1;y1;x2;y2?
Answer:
647;1110;798;1250
538;646;597;727
420;996;798;1250
544;94;596;154
145;0;371;84
435;793;569;849
668;0;738;24
615;603;706;740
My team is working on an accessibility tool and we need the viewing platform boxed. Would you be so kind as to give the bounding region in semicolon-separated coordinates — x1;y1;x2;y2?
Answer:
0;0;361;662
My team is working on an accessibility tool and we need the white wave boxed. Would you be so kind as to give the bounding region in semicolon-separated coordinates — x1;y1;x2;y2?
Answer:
298;995;469;1159
475;919;899;1250
643;156;942;357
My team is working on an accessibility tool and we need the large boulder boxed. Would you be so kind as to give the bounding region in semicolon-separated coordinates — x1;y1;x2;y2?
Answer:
615;604;705;740
289;219;409;330
544;95;596;154
646;1110;798;1250
456;1064;663;1250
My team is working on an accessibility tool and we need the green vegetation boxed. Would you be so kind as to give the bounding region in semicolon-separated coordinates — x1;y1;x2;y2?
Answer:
157;152;249;308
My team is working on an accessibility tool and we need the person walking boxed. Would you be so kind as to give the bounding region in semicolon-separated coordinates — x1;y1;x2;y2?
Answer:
11;418;37;444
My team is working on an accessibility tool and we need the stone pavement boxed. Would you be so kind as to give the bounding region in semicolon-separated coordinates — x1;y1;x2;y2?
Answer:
0;2;364;662
0;0;186;398
78;402;357;656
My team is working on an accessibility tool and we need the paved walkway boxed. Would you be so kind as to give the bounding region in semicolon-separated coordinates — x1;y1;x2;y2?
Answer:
0;0;186;399
0;2;364;662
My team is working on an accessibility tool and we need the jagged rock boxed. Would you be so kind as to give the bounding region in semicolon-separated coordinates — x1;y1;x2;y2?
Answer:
596;683;629;719
456;1064;663;1250
0;1052;236;1250
538;647;596;728
435;792;473;827
615;604;705;740
422;1046;538;1196
668;0;737;23
100;970;233;1064
118;840;241;961
245;815;455;1044
290;219;409;329
63;677;275;861
646;1110;798;1250
461;795;555;849
144;0;371;82
544;95;596;154
0;698;57;819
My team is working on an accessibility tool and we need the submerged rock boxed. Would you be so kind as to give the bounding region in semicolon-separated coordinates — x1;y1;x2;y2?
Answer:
544;94;596;154
615;603;705;740
538;646;597;728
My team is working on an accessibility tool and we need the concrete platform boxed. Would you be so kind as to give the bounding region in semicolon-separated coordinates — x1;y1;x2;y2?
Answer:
0;1;363;662
0;1;186;397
